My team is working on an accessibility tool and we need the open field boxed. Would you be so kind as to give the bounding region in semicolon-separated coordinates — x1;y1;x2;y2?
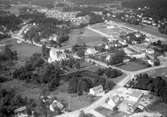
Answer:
62;28;84;49
80;27;105;46
90;23;133;40
51;81;100;111
1;79;42;100
118;62;148;71
2;39;42;67
10;40;41;59
0;38;41;59
62;27;104;48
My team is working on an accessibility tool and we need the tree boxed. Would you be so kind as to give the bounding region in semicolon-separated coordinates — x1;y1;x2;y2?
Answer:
78;79;93;94
94;77;106;88
79;111;95;117
74;61;81;69
105;68;122;78
107;50;126;65
104;80;115;90
0;88;34;117
96;68;105;76
38;63;62;84
48;77;60;91
68;77;79;93
0;46;17;62
25;53;44;70
42;44;49;58
72;44;86;57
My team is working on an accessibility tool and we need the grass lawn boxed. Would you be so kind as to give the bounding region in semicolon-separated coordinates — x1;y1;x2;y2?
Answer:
148;102;167;116
2;39;42;67
62;26;105;48
50;81;99;111
62;28;84;48
1;79;42;100
80;27;105;46
118;62;148;71
11;40;41;59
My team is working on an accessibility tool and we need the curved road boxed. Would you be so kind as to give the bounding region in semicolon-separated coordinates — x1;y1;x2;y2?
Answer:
12;23;167;117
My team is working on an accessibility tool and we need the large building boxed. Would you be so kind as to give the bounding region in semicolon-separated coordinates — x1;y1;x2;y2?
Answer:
48;48;68;63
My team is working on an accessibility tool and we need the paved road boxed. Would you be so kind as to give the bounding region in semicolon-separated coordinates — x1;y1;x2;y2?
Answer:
56;23;167;117
11;23;167;117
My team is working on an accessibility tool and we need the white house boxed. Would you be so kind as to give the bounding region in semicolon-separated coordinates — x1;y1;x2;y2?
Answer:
145;48;154;55
48;48;68;63
85;48;98;55
89;85;105;96
49;100;64;112
49;34;57;42
14;106;28;117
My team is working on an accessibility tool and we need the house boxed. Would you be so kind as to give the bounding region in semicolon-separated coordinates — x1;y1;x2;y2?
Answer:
89;85;105;96
131;53;146;59
49;34;57;42
145;48;155;55
49;100;64;112
85;48;98;55
14;106;28;117
48;48;68;63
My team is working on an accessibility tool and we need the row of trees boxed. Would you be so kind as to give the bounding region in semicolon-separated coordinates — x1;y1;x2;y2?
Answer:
72;44;86;57
159;23;167;35
96;68;122;79
61;58;81;69
129;73;167;103
68;70;115;95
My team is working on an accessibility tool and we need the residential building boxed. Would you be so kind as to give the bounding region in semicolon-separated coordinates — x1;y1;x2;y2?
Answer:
48;48;68;63
85;48;98;56
14;106;28;117
89;85;105;96
50;100;64;112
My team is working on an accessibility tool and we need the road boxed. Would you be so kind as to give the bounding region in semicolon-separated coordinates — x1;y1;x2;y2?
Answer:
56;62;167;117
10;22;167;117
56;22;167;117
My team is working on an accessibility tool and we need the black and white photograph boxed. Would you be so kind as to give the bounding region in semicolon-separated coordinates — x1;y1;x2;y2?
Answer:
0;0;167;117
